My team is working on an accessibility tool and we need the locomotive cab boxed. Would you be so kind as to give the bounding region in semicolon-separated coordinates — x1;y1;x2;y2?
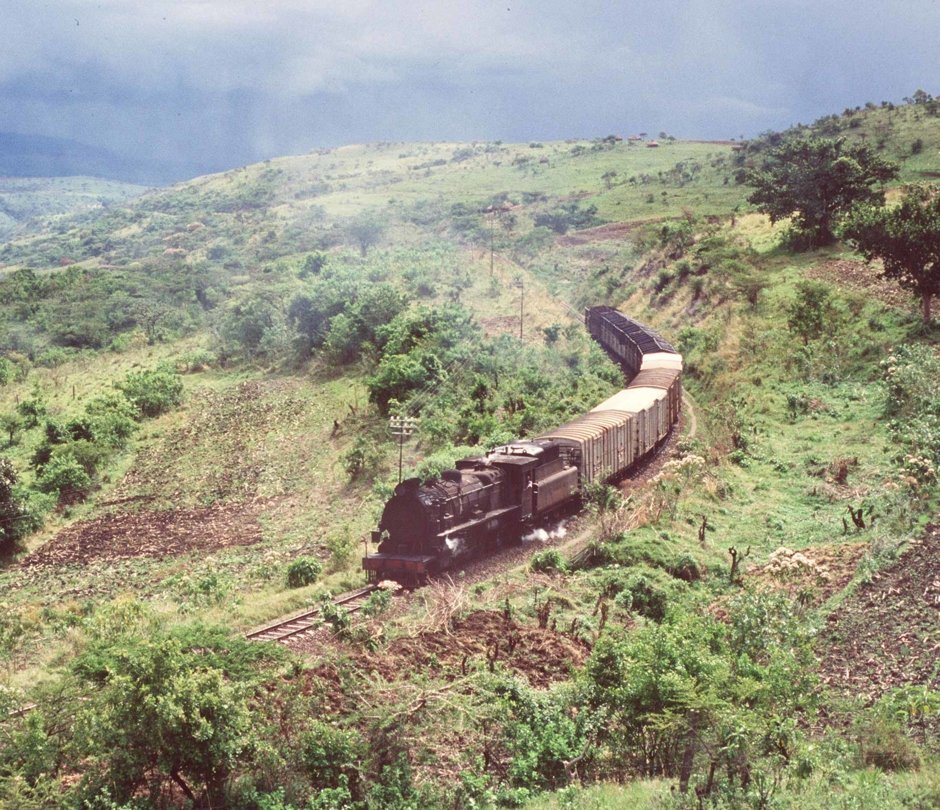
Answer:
487;440;580;521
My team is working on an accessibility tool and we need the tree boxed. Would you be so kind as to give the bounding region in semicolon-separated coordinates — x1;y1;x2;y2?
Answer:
117;367;184;418
0;458;29;554
0;412;23;447
786;280;840;344
70;628;257;806
746;136;898;248
841;185;940;323
346;213;385;257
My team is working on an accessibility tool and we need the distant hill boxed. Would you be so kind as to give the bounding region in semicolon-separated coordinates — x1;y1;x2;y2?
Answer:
0;131;200;185
0;175;149;241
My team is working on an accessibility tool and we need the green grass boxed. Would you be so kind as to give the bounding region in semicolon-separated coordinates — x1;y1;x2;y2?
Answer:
1;104;939;806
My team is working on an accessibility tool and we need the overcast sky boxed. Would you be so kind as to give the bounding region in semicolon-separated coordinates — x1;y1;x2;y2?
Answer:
3;0;939;181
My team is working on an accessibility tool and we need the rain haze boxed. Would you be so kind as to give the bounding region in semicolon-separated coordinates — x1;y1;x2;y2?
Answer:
2;0;939;183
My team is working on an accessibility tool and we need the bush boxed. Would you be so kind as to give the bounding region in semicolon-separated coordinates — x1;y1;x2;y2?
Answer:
0;458;30;554
340;435;382;483
35;450;93;502
857;716;923;772
360;588;392;618
299;721;364;795
15;388;47;428
117;367;184;418
530;549;567;574
607;565;678;621
286;558;322;588
84;393;138;449
35;346;74;368
0;358;16;386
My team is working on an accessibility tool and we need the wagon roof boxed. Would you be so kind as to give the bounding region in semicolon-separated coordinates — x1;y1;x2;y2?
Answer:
588;305;678;354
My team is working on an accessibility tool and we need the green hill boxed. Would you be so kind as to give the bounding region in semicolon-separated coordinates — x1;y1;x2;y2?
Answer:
0;175;148;241
0;99;938;809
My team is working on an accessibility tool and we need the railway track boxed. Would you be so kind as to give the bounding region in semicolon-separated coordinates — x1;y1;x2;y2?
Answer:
245;585;377;644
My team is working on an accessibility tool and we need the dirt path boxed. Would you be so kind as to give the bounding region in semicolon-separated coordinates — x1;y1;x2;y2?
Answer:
683;391;698;440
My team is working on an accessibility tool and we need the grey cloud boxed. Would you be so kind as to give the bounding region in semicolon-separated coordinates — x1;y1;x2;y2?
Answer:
1;0;938;181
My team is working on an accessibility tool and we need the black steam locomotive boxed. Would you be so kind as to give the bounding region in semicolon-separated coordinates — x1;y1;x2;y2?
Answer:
362;306;683;584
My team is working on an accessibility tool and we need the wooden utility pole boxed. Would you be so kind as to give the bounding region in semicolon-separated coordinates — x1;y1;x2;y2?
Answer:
514;277;525;338
389;416;418;483
489;210;495;275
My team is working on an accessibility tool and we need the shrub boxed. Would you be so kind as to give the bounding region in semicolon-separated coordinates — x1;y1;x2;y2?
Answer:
857;716;923;772
530;549;567;574
325;529;356;572
0;459;30;554
340;435;382;483
36;451;93;502
84;393;138;449
299;721;364;797
117;367;184;418
286;558;322;588
15;388;47;428
608;565;678;621
0;358;16;386
35;346;74;368
360;588;392;618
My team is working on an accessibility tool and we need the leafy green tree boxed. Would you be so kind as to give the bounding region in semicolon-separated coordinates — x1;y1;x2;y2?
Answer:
786;280;840;344
70;630;257;806
0;357;16;386
533;202;600;234
346;213;385;257
15;387;47;428
582;595;816;795
117;367;184;418
0;412;23;447
0;458;29;554
746;136;898;247
367;351;446;415
323;313;362;365
83;393;138;450
220;293;288;359
841;185;940;323
35;448;94;503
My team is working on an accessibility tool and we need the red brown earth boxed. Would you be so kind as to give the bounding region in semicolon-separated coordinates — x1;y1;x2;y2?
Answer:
807;259;918;312
377;609;590;688
818;524;940;702
557;219;660;247
19;501;268;570
293;609;590;689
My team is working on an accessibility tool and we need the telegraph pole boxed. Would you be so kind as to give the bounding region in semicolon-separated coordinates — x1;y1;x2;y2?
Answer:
514;277;525;339
389;416;418;483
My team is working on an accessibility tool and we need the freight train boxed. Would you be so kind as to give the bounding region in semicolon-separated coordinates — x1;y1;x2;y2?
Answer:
362;306;682;584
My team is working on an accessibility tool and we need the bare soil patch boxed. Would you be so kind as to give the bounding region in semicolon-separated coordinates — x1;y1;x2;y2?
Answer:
376;610;589;688
557;219;659;247
294;610;589;689
818;524;940;702
479;314;520;337
807;259;917;312
110;379;308;507
19;500;268;570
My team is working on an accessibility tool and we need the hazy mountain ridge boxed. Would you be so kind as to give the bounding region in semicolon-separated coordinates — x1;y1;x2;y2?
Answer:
0;130;206;185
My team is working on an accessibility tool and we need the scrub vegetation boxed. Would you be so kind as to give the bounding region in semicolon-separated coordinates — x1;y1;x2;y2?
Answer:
0;95;939;808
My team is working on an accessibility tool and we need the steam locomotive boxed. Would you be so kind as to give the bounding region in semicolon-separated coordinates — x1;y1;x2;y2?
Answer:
362;306;683;584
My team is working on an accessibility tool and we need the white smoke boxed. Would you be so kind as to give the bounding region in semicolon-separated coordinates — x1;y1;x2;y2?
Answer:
444;534;466;555
522;522;567;543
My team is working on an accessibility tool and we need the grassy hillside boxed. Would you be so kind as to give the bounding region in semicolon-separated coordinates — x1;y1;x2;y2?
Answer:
0;175;148;241
0;99;939;809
